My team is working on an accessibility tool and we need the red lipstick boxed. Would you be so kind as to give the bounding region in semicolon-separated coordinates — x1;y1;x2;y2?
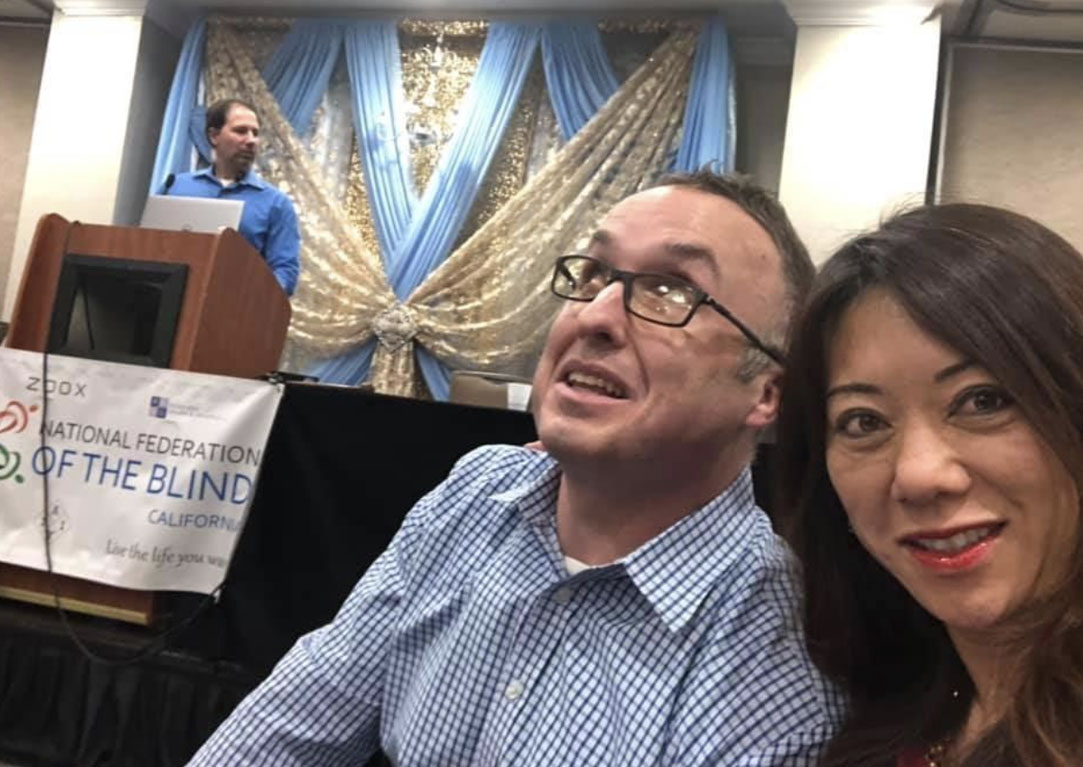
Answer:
901;523;1005;573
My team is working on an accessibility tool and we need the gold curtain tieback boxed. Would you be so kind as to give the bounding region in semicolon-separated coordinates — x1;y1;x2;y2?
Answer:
371;304;418;351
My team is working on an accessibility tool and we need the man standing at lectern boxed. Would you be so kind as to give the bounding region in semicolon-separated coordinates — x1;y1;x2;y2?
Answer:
189;171;843;765
165;98;300;296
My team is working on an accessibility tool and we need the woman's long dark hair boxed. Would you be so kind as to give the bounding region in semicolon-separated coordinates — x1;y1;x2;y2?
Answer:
775;204;1083;766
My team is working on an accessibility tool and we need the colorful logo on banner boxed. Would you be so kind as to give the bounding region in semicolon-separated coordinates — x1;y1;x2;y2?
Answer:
0;399;37;484
0;347;283;594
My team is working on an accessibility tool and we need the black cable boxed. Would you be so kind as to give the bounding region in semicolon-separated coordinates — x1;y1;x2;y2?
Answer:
39;221;222;666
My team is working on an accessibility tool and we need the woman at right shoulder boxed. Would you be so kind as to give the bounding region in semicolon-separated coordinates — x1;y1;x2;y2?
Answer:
774;202;1083;766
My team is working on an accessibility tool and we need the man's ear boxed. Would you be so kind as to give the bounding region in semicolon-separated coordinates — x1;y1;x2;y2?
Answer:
744;369;781;430
207;127;220;149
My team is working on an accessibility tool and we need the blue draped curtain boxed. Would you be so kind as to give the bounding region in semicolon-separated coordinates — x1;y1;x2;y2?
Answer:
149;17;209;194
675;17;735;172
305;21;418;388
344;21;417;261
541;21;619;140
306;341;378;391
389;24;540;294
262;20;344;135
540;18;734;173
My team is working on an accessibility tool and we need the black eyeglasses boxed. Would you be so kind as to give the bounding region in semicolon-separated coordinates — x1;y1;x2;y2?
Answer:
550;255;785;366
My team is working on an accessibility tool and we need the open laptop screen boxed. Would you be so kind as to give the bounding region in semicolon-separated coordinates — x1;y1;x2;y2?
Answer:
140;195;244;234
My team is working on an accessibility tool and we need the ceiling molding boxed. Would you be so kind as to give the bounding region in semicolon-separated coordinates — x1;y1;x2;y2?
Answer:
54;0;147;15
782;0;937;26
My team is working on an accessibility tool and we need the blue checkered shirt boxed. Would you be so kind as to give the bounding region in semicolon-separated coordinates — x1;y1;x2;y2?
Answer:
190;446;844;766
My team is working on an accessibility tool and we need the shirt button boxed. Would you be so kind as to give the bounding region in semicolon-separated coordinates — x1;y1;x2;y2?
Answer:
505;680;525;700
553;586;573;605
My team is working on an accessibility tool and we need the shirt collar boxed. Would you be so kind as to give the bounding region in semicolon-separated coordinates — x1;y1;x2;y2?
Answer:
194;165;267;189
622;469;764;633
492;456;767;634
490;452;561;521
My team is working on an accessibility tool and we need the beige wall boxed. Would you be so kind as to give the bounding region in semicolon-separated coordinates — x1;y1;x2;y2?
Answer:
938;43;1083;252
0;24;49;316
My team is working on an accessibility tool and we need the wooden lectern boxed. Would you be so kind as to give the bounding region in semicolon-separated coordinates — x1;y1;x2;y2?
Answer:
1;214;291;624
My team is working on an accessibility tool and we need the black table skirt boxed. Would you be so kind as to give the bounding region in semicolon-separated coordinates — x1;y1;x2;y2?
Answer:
0;600;256;767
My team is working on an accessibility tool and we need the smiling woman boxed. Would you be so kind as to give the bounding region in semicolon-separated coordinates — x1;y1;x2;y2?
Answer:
775;203;1083;767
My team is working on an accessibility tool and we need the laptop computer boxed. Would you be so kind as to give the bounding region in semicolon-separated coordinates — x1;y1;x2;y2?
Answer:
140;195;244;234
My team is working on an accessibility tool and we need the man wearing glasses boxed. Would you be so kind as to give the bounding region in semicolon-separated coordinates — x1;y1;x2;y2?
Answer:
190;171;842;765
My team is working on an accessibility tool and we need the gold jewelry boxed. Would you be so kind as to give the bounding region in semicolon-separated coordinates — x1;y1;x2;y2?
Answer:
927;687;964;765
924;741;947;767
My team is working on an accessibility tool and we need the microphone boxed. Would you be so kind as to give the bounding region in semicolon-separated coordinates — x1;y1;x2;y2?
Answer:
161;173;176;195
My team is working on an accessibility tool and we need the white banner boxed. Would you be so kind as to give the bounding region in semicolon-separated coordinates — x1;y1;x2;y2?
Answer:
0;348;282;594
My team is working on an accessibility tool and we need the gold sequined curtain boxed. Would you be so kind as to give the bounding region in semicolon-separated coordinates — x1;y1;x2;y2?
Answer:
203;18;697;397
205;18;395;368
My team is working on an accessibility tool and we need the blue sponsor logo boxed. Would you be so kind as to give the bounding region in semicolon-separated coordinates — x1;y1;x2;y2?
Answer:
149;396;168;418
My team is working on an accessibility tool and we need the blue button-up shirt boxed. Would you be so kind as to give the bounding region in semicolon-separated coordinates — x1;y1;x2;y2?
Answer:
190;446;844;766
168;167;300;295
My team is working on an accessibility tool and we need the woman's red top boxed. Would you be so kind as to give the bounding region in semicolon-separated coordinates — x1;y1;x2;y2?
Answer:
897;747;930;767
